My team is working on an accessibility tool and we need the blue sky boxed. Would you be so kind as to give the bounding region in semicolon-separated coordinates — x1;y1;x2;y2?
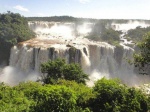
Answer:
0;0;150;19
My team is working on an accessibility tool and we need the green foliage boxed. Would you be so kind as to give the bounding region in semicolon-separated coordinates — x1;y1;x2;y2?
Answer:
0;83;34;112
32;85;77;112
86;21;121;46
0;79;149;112
126;26;150;42
56;79;95;110
91;78;127;112
91;78;148;112
125;88;148;112
63;63;89;84
41;58;66;84
28;16;98;23
14;81;93;112
28;16;150;24
0;11;35;64
101;29;120;44
133;32;150;75
41;58;89;84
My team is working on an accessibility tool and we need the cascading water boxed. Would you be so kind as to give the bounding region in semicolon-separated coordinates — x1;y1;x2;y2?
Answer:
1;21;150;86
112;21;150;49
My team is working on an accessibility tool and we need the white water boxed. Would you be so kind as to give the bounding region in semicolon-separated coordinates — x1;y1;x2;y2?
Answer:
0;66;40;86
112;21;150;49
112;21;150;31
28;21;93;39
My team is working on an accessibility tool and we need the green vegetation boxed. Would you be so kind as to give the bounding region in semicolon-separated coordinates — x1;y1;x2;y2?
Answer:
0;78;149;112
133;32;150;75
0;11;35;64
91;78;148;112
126;26;150;42
86;21;121;46
41;58;89;84
27;16;98;23
27;16;150;24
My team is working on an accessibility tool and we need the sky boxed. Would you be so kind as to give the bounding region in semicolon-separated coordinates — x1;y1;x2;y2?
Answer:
0;0;150;19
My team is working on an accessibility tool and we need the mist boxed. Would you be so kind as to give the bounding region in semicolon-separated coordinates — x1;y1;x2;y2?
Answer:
29;21;93;39
112;21;150;31
0;66;40;86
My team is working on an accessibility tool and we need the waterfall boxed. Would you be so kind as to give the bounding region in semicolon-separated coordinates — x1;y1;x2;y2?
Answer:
8;40;141;86
8;39;150;86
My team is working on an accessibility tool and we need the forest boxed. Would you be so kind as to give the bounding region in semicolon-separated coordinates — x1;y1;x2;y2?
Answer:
0;12;150;111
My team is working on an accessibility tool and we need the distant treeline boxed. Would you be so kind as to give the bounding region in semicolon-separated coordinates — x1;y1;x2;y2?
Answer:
27;16;150;24
27;16;97;22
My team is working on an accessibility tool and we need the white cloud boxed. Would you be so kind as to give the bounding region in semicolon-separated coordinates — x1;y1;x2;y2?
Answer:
13;5;29;12
78;0;91;4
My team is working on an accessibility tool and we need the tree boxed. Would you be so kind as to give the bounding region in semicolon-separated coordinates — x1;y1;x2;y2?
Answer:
91;78;127;112
56;79;95;110
40;58;89;84
133;32;150;75
32;85;77;112
0;11;35;64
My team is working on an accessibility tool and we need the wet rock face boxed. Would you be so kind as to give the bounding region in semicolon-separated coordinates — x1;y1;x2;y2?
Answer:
114;45;124;66
69;47;81;64
83;47;88;56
